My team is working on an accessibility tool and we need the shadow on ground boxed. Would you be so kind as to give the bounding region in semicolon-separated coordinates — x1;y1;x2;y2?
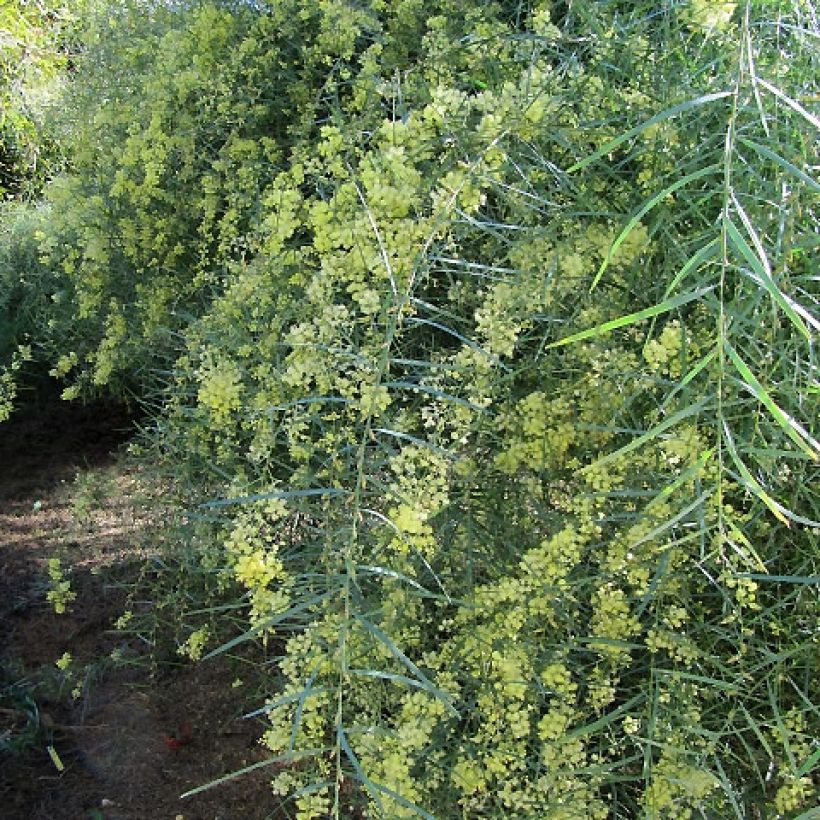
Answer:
1;394;281;820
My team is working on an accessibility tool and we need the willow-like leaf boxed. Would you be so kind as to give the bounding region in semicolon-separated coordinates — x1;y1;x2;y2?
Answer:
590;399;710;470
180;751;324;799
567;92;732;174
756;77;820;131
724;216;810;339
337;726;436;820
565;693;646;739
591;164;721;291
201;591;336;660
724;339;819;461
548;287;713;349
738;138;820;193
354;615;459;718
721;420;790;526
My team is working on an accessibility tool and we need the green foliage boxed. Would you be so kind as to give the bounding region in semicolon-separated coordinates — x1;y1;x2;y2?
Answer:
0;201;56;419
142;2;819;817
0;660;42;755
0;0;87;199
0;0;88;416
4;0;819;817
33;0;460;398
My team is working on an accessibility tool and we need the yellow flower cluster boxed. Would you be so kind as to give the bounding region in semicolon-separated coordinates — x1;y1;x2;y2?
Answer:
684;0;737;31
774;776;815;815
224;500;289;627
93;309;127;386
646;627;699;664
644;752;719;819
93;3;813;815
589;584;640;660
644;320;686;377
49;350;78;379
0;345;35;421
0;367;17;423
387;446;449;558
722;572;761;611
519;526;586;591
178;625;210;661
495;392;575;473
197;357;243;423
233;549;282;588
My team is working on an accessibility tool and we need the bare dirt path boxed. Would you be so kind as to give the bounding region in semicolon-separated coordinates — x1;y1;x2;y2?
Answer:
1;395;279;820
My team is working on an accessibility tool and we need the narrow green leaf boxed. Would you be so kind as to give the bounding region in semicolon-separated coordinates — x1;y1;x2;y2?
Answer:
721;420;790;526
737;574;820;585
244;687;331;719
711;756;746;818
202;591;335;660
405;316;497;362
338;727;436;819
591;164;720;291
653;669;738;692
371;427;456;458
360;509;452;601
567;92;732;173
337;726;384;815
629;490;711;552
382;381;487;412
181;751;325;798
732;194;774;279
635;549;671;618
757;77;820;130
660;349;717;411
548;287;713;349
724;216;810;339
356;564;445;600
354;615;459;717
566;693;646;738
662;237;721;301
291;780;336;800
590;399;709;470
268;396;353;411
724;518;768;572
350;668;443;693
201;486;349;509
737;703;774;761
183;602;249;616
724;340;819;460
768;680;799;772
290;665;321;754
796;747;820;779
739;138;820;192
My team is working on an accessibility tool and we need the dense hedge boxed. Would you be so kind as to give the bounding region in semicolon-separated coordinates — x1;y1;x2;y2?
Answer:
2;1;818;817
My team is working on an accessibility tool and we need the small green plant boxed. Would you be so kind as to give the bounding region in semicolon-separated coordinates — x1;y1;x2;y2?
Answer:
70;468;111;528
0;664;41;755
45;556;75;614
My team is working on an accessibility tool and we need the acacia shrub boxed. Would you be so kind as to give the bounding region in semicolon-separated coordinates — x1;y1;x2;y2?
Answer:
145;2;818;818
7;0;816;816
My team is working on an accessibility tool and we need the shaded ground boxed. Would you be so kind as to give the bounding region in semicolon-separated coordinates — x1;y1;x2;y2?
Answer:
0;394;282;820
